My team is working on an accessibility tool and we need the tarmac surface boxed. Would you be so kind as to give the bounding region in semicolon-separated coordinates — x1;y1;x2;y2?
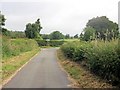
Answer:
3;48;70;88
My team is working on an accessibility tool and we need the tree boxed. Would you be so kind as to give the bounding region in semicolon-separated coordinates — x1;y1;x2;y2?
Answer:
74;34;79;38
79;33;84;40
50;31;64;40
41;34;50;39
0;12;10;36
0;11;6;26
65;34;70;39
25;19;42;39
83;26;96;41
86;16;119;40
1;28;10;36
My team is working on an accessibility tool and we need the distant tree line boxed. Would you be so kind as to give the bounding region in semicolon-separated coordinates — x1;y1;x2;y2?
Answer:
1;12;118;41
41;32;79;40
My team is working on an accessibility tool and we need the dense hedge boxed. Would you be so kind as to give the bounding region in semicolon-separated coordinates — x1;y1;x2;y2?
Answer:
36;39;65;47
60;40;120;86
2;36;39;59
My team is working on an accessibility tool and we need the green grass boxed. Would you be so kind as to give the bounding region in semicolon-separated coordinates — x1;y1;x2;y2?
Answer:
2;48;40;82
64;39;79;42
57;39;80;42
2;36;39;60
1;36;40;83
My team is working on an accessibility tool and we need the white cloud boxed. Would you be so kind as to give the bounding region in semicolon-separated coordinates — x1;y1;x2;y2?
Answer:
1;0;119;36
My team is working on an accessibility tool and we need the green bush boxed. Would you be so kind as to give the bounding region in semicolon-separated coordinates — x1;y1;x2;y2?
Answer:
49;40;64;47
73;42;93;61
61;42;76;58
85;41;120;84
36;39;64;47
60;40;120;86
2;36;39;59
61;41;93;61
36;40;48;46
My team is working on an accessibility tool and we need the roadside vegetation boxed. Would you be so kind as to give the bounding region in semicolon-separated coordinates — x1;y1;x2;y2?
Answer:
2;48;39;81
1;11;120;88
2;36;40;81
2;36;39;60
59;16;120;88
60;40;119;87
57;49;114;88
1;12;41;83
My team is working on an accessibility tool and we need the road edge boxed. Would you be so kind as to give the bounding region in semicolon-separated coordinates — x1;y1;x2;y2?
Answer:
56;49;79;88
1;50;40;88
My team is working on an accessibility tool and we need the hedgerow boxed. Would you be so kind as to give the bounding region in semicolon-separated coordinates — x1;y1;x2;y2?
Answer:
60;40;120;86
36;39;64;47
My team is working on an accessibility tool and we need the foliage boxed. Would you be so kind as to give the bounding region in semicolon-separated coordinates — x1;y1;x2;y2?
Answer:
60;40;120;86
0;12;6;36
65;34;70;39
49;40;64;47
2;36;39;59
49;31;64;40
85;40;120;85
81;16;119;41
2;29;26;38
41;34;50;39
36;39;64;47
61;42;76;58
25;19;42;39
74;34;79;38
0;12;6;26
9;31;26;38
57;50;113;88
82;26;96;41
35;39;48;46
1;28;10;36
2;48;39;80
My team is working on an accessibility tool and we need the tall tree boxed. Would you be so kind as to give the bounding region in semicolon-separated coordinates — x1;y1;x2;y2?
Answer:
25;19;42;39
74;34;79;38
0;12;10;36
0;11;6;26
86;16;119;40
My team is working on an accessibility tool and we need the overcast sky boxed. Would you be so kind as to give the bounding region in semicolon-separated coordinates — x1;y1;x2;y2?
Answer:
1;0;119;36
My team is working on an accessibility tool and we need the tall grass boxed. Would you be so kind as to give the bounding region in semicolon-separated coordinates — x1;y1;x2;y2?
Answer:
60;39;120;86
1;36;40;81
2;36;39;60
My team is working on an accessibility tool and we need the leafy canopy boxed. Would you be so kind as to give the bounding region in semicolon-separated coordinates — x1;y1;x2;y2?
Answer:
25;19;42;39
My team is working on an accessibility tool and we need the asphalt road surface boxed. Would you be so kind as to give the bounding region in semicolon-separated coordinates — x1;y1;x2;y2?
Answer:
3;48;71;88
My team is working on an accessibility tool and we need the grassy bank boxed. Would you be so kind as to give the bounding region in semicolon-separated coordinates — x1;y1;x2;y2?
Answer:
57;49;114;88
1;36;40;83
2;48;39;82
2;36;39;60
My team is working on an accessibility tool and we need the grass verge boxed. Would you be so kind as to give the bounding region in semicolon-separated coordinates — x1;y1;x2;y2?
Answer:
2;48;40;84
57;49;114;88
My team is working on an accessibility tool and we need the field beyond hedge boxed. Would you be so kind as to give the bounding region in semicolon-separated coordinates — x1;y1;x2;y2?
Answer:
60;39;120;87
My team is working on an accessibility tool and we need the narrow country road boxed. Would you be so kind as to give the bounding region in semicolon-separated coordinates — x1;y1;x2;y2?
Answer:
3;48;71;88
